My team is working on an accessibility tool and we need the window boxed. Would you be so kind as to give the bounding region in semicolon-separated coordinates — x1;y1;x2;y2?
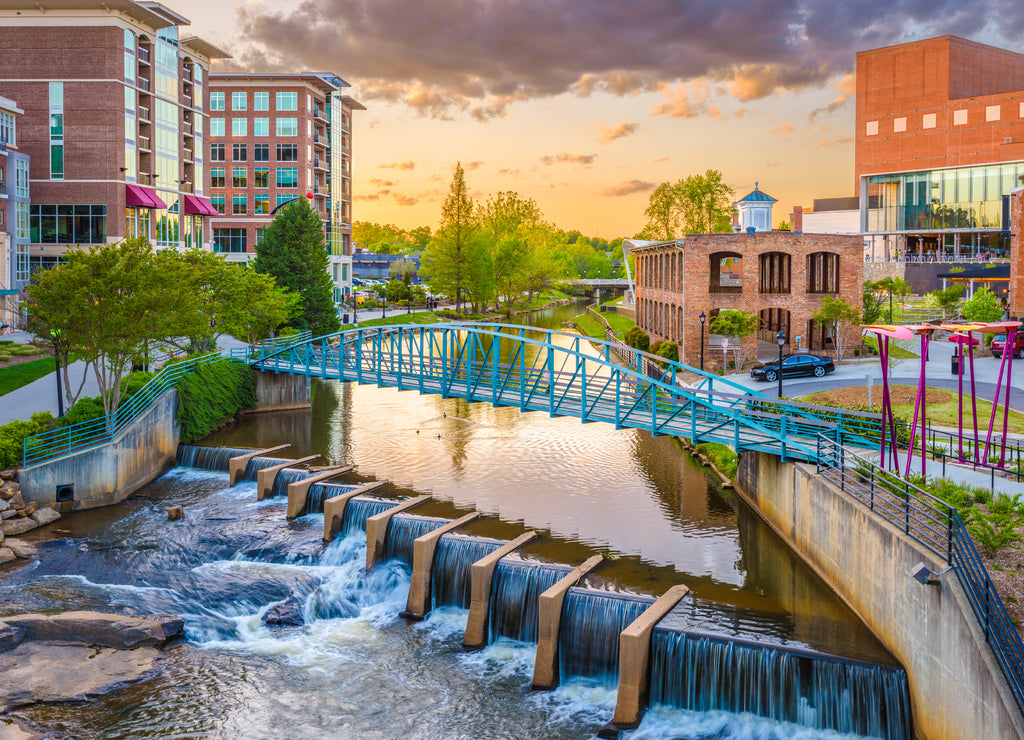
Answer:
986;105;1001;122
231;92;247;111
125;206;150;240
922;113;936;129
256;226;267;245
210;167;225;188
254;117;269;136
232;167;247;188
276;117;298;136
759;252;791;294
254;167;269;188
865;120;878;136
210;92;225;111
49;82;64;180
213;228;246;253
16;201;29;242
953;109;968;126
276;167;298;188
210;194;225;214
232;193;247;215
0;110;15;148
276;143;298;161
277;193;295;208
276;92;298;111
254;92;269;111
210;143;225;161
893;117;906;133
232;118;247;136
709;253;742;293
210;117;225;136
254;193;269;214
254;143;269;161
232;143;247;161
807;252;840;293
30;204;106;244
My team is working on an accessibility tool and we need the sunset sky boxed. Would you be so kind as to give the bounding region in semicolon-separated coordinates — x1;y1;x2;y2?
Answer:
173;0;1024;239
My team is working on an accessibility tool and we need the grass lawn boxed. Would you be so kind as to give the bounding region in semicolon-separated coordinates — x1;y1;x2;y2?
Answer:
0;355;57;397
861;335;919;360
604;311;635;336
800;384;1024;434
339;311;451;331
571;313;606;340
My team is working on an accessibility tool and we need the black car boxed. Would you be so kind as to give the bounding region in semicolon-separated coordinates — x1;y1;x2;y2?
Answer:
750;354;835;382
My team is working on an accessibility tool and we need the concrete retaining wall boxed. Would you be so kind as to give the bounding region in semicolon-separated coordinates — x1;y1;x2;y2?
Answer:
735;451;1024;740
252;371;311;413
19;390;180;511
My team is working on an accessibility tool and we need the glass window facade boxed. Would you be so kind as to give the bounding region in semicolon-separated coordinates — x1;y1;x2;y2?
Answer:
254;92;269;111
231;92;247;111
277;194;296;207
49;82;63;179
276;117;298;136
214;228;246;253
210;91;225;111
255;194;269;214
210;143;225;161
0;110;15;147
276;92;298;111
233;143;247;161
254;117;269;136
30;204;107;244
866;162;1024;233
277;143;298;161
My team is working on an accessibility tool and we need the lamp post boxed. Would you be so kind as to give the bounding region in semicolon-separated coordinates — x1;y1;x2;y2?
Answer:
382;295;387;320
776;330;786;399
50;329;64;418
698;311;706;371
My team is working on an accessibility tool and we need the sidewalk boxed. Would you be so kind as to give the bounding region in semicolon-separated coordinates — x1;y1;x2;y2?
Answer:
0;359;100;425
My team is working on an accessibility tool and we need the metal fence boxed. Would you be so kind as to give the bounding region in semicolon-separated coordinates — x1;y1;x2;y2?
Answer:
816;432;1024;717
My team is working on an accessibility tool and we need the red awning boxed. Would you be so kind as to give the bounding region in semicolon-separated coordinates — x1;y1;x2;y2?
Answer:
182;194;220;217
125;184;167;209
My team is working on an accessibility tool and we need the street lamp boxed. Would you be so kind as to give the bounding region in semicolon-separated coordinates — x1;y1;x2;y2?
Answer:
382;295;387;319
698;311;706;371
51;329;65;418
776;330;786;399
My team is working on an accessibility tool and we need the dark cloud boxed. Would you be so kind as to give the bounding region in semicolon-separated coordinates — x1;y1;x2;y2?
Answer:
602;179;655;196
235;1;1024;119
394;194;418;206
541;153;597;166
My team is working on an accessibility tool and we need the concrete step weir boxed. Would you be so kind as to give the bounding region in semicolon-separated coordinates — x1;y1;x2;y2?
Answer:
322;481;391;542
532;554;603;690
227;445;291;485
366;496;431;569
463;532;539;650
285;466;354;519
401;512;482;620
256;455;321;500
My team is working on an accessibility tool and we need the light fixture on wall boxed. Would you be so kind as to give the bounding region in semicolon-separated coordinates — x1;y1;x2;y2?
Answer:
910;562;953;586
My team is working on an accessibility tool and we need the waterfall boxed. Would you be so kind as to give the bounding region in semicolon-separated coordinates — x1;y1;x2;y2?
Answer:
242;456;290;481
305;483;356;515
270;469;313;499
648;629;913;740
340;498;400;538
558;588;653;688
430;534;503;610
487;560;572;644
176;445;255;471
382;514;447;564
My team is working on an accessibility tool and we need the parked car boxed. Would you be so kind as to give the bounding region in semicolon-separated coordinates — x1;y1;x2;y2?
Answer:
750;354;835;382
991;333;1024;359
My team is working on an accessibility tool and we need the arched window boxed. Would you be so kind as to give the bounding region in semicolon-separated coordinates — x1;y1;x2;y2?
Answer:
807;252;840;293
709;252;743;293
759;252;791;294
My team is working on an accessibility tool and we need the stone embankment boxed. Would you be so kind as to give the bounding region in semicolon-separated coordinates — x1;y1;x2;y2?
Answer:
0;470;60;565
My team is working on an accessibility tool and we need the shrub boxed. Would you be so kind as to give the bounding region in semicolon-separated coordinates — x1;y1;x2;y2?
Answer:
964;507;1022;555
176;359;257;443
624;326;650;352
694;442;738;480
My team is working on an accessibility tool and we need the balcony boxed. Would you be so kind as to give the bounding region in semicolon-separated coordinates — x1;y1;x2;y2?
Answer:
138;106;151;123
314;105;328;123
183;148;193;163
314;156;326;171
182;66;193;82
182;121;193;137
137;76;151;92
138;135;151;151
137;46;151;64
0;181;6;196
182;94;193;109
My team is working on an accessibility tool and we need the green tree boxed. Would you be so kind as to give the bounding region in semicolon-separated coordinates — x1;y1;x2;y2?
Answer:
930;283;964;319
636;182;680;240
388;257;418;285
813;296;861;362
219;268;299;345
709;309;761;369
253;198;339;337
873;276;910;322
962;286;1005;323
408;226;432;252
678;169;734;234
862;279;887;325
420;162;481;313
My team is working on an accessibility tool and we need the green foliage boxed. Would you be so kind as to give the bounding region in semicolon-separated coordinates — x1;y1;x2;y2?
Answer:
930;283;964;318
777;220;791;231
636;169;734;238
962;286;1005;323
694;442;738;480
813;296;861;361
0;417;52;468
654;340;678;365
175;360;257;444
964;506;1022;555
352;222;430;254
709;309;760;338
624;326;650;351
253;198;339;337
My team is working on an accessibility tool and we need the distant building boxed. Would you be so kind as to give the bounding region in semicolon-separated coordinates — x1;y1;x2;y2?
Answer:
207;72;364;305
0;0;229;269
0;93;28;327
792;197;861;237
734;184;776;232
857;36;1024;265
628;231;863;368
352;251;420;281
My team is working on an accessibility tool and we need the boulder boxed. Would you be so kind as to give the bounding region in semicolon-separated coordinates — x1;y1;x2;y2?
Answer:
262;597;305;627
4;539;36;559
0;622;25;652
0;518;36;537
166;505;183;521
29;507;60;526
0;469;15;481
1;612;184;649
0;482;16;500
0;642;161;713
1;510;16;519
0;548;14;565
8;493;24;509
0;498;9;513
0;715;46;740
18;501;38;518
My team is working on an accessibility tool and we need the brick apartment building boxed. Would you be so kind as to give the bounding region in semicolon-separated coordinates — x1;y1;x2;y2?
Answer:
0;93;29;328
207;73;364;303
629;230;863;369
857;36;1024;265
0;0;227;269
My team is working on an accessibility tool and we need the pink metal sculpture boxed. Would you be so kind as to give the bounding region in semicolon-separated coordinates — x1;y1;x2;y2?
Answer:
863;325;914;471
903;324;937;477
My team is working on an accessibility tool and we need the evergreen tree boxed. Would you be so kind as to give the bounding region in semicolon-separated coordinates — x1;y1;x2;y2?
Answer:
252;198;339;336
421;162;479;313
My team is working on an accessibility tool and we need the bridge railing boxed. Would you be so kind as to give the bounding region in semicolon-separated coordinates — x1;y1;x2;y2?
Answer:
816;432;1024;716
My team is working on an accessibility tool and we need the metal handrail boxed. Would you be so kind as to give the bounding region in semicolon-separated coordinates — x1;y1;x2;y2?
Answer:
816;432;1024;716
